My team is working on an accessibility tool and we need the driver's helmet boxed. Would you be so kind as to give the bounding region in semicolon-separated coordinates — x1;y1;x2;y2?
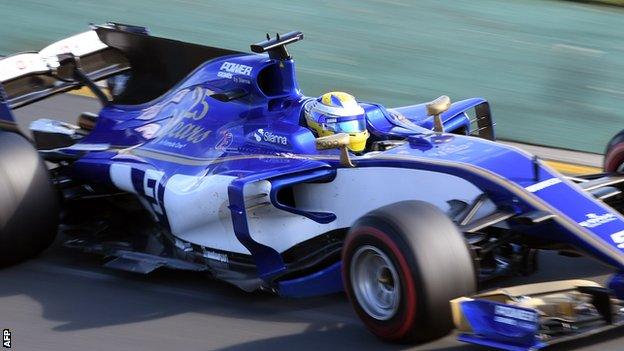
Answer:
304;92;369;152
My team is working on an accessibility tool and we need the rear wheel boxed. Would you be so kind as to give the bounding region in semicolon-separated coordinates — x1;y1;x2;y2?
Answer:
343;200;476;343
0;132;58;266
604;129;624;172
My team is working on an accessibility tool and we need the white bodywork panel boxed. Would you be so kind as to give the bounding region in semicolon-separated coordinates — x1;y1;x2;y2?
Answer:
247;167;486;253
293;167;482;216
112;164;485;255
164;173;245;253
110;163;134;193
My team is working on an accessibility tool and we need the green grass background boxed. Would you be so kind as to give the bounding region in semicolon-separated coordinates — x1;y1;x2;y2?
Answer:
1;0;624;153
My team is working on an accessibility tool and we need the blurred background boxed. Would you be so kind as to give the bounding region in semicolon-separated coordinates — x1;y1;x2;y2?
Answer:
1;0;623;153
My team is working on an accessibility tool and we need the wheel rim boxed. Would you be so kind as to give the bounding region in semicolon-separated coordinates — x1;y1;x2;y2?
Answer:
350;245;401;321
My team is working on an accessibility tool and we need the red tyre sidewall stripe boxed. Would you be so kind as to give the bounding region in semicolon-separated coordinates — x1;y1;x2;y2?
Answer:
605;143;624;172
343;226;418;340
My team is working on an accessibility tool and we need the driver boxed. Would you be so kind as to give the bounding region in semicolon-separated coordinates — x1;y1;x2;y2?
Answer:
304;92;369;153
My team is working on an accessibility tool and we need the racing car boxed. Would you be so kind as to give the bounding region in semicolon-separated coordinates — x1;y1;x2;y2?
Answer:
1;23;624;350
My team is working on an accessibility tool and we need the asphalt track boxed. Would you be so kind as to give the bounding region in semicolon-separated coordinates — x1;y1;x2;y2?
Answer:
1;94;624;350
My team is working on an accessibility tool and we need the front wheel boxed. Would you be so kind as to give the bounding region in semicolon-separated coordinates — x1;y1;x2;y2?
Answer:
343;200;476;343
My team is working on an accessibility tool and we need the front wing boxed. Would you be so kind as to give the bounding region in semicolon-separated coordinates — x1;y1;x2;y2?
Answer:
451;279;624;350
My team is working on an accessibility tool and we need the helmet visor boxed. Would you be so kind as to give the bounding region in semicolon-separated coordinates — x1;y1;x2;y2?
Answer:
326;118;367;133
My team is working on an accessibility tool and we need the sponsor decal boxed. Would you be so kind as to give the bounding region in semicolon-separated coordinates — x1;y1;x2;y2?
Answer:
233;76;251;84
525;178;562;193
494;305;537;322
38;30;107;57
389;110;408;122
493;316;518;326
253;128;288;146
156;87;212;147
436;142;471;155
217;61;252;79
253;129;263;142
0;54;50;82
177;87;210;121
159;122;211;144
137;103;163;121
579;213;617;228
171;88;190;103
203;250;229;263
610;230;624;249
135;123;161;139
215;131;234;151
137;89;192;121
388;110;419;129
157;140;187;149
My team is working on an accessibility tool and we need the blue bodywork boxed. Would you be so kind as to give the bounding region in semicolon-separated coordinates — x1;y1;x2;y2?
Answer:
459;300;543;351
50;49;624;291
58;53;498;281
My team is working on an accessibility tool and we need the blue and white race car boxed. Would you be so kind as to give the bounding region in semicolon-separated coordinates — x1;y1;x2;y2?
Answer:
1;23;624;350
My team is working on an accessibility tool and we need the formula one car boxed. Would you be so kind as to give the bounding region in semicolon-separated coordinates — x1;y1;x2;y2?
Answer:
1;23;624;350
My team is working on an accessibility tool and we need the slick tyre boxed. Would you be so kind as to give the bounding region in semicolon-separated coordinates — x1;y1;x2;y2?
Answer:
0;132;58;266
343;200;476;343
604;129;624;172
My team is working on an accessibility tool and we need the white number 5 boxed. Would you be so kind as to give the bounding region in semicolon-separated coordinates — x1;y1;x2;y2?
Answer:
611;231;624;249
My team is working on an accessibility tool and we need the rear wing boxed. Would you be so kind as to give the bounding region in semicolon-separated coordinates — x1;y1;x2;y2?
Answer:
0;25;132;114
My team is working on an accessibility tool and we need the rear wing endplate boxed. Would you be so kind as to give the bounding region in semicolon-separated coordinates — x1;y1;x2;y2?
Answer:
0;83;16;130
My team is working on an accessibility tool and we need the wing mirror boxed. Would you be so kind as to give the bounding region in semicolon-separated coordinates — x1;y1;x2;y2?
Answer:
315;133;354;167
426;95;451;133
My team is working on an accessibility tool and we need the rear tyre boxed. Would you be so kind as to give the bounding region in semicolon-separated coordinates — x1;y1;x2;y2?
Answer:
343;200;476;343
0;132;58;266
604;129;624;172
